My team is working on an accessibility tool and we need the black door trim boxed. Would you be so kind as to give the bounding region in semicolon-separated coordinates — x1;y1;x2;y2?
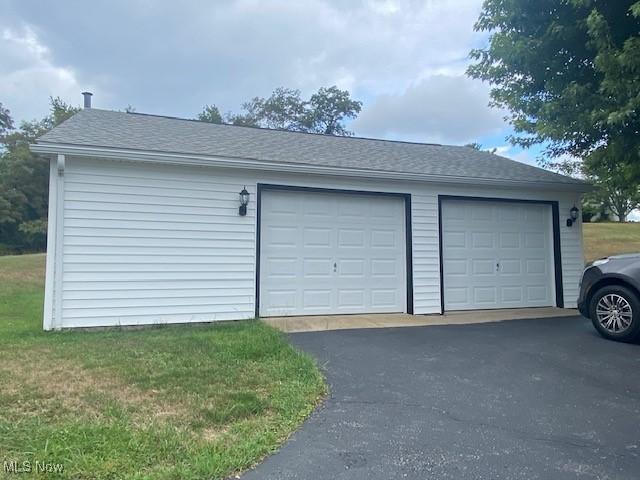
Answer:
438;195;564;313
255;183;414;317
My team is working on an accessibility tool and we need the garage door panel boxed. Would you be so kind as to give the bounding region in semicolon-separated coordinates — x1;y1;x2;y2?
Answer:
474;286;497;304
303;290;332;310
266;258;297;278
471;232;494;249
524;232;545;248
500;259;521;274
303;258;332;277
501;286;523;303
470;204;493;220
527;286;550;302
303;227;332;247
339;229;365;247
260;189;406;316
525;207;545;223
338;199;368;217
371;229;397;248
371;259;396;277
442;199;554;311
268;196;297;215
498;205;521;221
446;287;469;305
472;259;496;276
338;259;365;277
500;232;520;248
267;290;297;310
303;199;334;217
525;259;546;274
371;289;399;308
267;226;297;246
444;231;466;248
445;259;467;275
338;289;365;308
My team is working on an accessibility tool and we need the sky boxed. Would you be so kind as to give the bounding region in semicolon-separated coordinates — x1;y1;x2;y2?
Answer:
1;0;543;166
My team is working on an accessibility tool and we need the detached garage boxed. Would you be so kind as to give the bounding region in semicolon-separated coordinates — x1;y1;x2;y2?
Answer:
31;107;589;330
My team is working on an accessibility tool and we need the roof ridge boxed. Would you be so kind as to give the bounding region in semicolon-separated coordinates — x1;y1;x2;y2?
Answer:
116;109;445;148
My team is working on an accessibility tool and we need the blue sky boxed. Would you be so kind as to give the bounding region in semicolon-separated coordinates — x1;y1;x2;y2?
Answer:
0;0;540;166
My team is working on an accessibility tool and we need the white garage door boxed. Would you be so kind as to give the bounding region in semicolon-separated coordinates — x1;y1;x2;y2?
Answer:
259;189;406;317
442;199;555;311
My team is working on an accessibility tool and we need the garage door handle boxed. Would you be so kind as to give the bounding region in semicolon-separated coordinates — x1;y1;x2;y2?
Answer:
333;262;337;272
496;262;500;272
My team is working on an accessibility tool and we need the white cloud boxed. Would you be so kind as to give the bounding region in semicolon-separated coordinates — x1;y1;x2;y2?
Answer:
0;24;98;121
352;75;506;144
1;0;497;138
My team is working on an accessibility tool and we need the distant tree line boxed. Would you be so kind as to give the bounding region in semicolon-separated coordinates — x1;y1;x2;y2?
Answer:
0;98;79;253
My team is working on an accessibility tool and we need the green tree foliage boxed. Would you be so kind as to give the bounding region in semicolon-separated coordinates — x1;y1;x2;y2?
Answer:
0;103;13;135
301;86;362;135
468;0;640;215
587;162;640;222
197;104;223;124
464;142;497;154
248;88;306;130
0;97;80;253
205;86;362;136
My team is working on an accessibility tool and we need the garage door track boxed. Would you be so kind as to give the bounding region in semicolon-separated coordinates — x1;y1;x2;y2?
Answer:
242;316;640;480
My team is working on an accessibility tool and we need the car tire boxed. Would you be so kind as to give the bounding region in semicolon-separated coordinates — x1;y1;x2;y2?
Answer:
589;285;640;342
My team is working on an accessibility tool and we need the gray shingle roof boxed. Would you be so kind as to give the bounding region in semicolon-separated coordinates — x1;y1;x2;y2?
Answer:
37;108;585;186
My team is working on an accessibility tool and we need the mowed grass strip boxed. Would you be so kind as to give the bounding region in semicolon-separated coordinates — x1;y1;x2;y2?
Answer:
583;222;640;263
0;254;326;479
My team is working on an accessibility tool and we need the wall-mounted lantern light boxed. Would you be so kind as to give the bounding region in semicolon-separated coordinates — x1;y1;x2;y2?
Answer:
567;205;579;227
239;186;250;216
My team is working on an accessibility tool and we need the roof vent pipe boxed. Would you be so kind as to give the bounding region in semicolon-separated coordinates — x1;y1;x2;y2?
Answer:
82;91;93;109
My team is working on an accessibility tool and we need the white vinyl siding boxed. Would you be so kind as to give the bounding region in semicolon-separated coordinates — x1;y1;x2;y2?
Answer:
410;193;441;313
60;159;257;327
46;156;584;329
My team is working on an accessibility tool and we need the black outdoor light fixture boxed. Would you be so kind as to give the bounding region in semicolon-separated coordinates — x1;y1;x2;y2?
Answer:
239;186;250;216
567;205;579;227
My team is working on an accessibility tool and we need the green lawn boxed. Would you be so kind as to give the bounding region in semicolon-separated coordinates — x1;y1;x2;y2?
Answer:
0;254;326;479
583;222;640;263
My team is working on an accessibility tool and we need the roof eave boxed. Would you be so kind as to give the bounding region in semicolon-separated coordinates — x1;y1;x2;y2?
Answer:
30;142;593;192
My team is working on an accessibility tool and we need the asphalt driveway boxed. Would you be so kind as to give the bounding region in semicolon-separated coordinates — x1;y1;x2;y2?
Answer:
243;316;640;480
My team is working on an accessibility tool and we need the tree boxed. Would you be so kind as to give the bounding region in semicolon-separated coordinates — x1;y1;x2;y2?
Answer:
588;160;640;222
0;103;13;137
226;88;307;130
227;97;262;127
202;86;362;136
254;88;306;130
464;142;497;154
197;104;223;124
0;97;80;253
301;86;362;135
468;1;640;190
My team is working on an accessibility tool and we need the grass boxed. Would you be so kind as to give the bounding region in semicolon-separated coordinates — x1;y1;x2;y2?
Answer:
583;222;640;263
0;254;326;479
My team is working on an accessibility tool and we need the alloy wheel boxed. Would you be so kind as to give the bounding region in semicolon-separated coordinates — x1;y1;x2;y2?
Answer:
596;293;633;334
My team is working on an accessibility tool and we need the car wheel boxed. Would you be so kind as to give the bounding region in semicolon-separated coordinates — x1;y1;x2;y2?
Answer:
589;285;640;342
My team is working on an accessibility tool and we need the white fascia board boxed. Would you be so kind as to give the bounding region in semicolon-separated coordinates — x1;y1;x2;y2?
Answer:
30;142;593;192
